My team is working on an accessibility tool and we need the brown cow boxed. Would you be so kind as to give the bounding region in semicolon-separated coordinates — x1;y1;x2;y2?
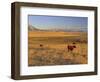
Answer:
40;44;43;47
67;43;76;52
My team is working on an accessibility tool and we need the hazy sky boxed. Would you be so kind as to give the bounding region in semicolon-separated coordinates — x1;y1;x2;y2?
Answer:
28;15;88;31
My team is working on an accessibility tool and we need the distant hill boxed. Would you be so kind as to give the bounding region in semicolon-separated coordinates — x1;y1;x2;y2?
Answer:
28;25;39;31
28;25;87;32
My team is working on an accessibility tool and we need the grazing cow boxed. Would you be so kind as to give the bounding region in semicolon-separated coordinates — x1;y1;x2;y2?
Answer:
73;42;76;44
67;43;76;52
40;44;43;47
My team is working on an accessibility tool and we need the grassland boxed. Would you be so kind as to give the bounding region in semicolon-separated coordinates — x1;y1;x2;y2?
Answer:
28;31;88;66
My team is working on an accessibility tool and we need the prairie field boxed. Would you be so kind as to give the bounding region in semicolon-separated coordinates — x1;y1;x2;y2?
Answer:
28;31;88;66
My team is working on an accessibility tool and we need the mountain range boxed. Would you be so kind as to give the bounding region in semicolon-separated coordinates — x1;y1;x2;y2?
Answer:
28;25;87;32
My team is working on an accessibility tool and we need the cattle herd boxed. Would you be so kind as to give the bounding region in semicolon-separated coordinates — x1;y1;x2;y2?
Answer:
39;42;76;52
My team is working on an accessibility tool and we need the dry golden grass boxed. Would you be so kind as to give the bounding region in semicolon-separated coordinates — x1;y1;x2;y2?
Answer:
28;31;88;66
29;31;82;37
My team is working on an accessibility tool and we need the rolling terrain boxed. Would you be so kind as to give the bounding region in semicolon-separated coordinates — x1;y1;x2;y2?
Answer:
28;28;88;66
